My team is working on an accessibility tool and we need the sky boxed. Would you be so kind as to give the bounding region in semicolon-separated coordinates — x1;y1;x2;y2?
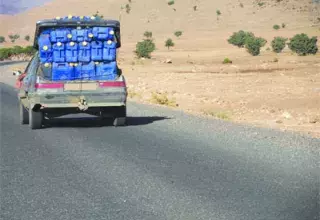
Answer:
0;0;51;14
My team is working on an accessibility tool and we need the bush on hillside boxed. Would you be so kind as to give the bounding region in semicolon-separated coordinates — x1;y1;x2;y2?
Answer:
222;58;232;64
288;33;318;56
271;37;287;53
168;0;175;6
273;24;280;30
8;34;20;43
144;31;153;39
228;30;254;48
245;37;264;56
174;31;183;37
0;36;5;43
135;39;156;58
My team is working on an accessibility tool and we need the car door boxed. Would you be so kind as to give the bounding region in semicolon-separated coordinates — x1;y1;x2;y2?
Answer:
21;54;39;93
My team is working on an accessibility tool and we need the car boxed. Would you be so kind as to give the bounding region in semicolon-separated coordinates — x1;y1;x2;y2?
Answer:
14;17;127;129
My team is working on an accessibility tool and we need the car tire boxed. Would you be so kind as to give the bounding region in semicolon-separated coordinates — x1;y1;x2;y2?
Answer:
19;102;29;124
113;106;126;127
29;108;43;130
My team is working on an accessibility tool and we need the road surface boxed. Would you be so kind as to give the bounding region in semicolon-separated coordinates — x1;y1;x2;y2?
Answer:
0;82;319;220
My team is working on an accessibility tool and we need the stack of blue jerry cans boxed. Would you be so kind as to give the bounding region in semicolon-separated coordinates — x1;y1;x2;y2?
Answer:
38;16;118;81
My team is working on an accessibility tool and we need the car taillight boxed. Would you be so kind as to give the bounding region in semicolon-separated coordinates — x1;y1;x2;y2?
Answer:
98;81;126;88
35;83;64;93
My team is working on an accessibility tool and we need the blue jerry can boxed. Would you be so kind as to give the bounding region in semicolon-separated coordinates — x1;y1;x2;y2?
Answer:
50;28;72;43
66;42;78;63
52;62;74;81
91;41;103;61
38;34;53;63
52;42;66;62
78;41;91;62
92;27;115;41
103;40;117;62
95;61;118;80
74;61;95;80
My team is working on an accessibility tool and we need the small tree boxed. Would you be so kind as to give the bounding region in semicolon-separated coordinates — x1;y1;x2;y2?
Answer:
245;37;263;56
174;31;183;38
271;37;287;53
0;36;5;43
135;39;156;58
144;31;153;39
24;35;30;42
288;33;318;56
165;38;174;50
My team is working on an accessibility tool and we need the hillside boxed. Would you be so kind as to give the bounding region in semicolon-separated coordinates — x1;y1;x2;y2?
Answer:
0;0;319;44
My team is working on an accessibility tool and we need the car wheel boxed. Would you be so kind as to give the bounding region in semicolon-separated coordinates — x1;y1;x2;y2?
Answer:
29;108;43;130
19;102;29;124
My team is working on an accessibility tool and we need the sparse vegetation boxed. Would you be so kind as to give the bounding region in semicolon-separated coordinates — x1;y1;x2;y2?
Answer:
240;3;244;7
125;4;131;14
273;24;280;30
282;23;286;28
93;11;104;19
168;0;175;6
204;110;231;120
165;38;175;50
174;31;183;38
288;33;318;56
258;2;265;7
0;36;5;43
8;34;20;43
216;10;221;20
151;92;177;107
0;46;36;61
193;5;197;11
273;57;279;62
222;58;233;64
271;37;287;53
144;31;153;39
24;35;30;42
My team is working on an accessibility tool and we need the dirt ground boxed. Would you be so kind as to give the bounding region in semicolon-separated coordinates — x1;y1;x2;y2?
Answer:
117;31;320;138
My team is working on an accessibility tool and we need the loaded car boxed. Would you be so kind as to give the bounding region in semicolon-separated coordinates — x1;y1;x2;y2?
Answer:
14;16;127;129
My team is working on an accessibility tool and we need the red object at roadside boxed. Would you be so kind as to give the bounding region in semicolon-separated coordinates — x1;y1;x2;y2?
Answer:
15;73;27;89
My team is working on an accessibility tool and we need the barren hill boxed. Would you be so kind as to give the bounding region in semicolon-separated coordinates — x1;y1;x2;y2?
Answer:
0;0;319;45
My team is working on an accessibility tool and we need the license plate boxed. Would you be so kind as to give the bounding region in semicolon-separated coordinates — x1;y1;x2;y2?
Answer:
64;83;97;91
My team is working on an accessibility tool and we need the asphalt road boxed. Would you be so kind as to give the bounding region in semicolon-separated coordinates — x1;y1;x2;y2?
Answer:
0;82;319;220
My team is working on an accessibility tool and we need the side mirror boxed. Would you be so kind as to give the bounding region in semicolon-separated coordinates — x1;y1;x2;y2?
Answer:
13;70;22;76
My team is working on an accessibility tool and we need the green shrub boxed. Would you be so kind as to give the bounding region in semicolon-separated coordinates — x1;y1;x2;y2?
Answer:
245;37;263;56
144;31;153;39
24;35;30;42
256;37;267;47
228;30;254;48
125;4;131;13
258;2;264;7
174;31;183;37
168;0;175;5
271;37;287;53
135;39;156;58
0;46;36;61
216;10;221;16
0;36;5;43
273;24;280;30
8;34;20;43
222;58;232;64
165;38;175;50
288;33;318;55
